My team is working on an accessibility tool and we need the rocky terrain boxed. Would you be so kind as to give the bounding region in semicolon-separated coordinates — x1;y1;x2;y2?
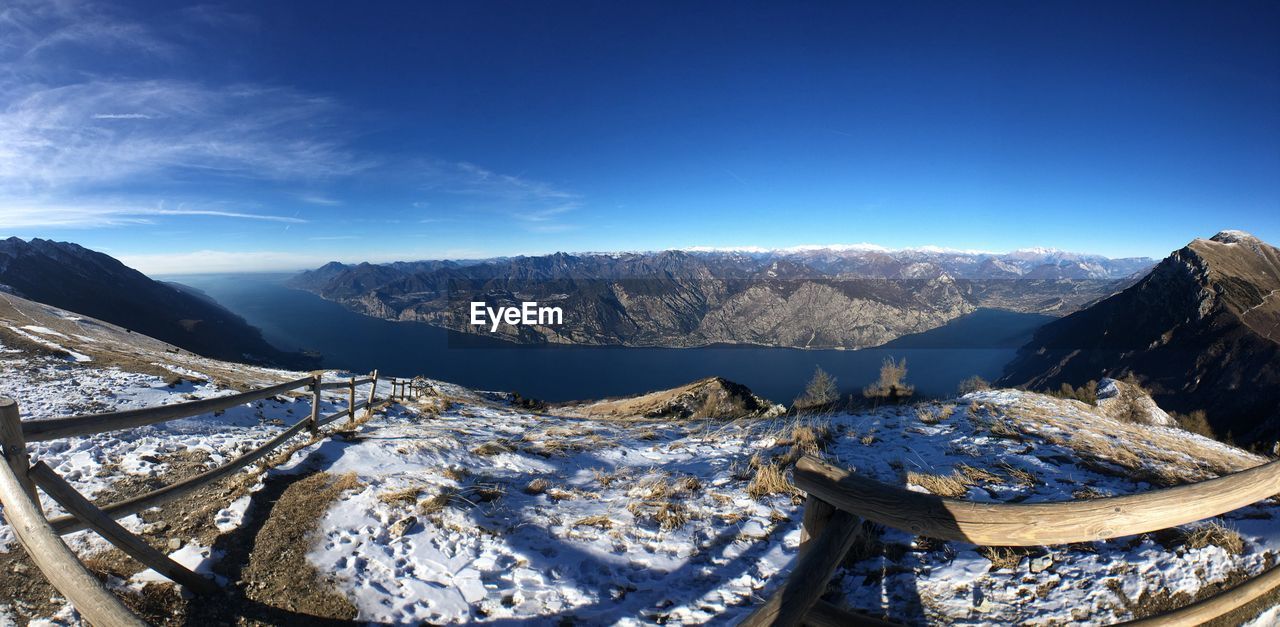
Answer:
1001;231;1280;446
290;247;1152;349
0;238;314;369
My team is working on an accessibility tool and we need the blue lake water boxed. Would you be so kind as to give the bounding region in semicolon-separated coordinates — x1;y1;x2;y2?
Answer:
165;273;1045;404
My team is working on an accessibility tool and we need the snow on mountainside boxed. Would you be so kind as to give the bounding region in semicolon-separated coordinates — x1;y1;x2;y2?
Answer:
2;293;1279;625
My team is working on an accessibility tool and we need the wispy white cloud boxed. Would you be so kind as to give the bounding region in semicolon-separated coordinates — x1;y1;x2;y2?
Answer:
419;160;585;232
0;202;307;228
308;235;359;241
298;194;342;206
0;2;369;200
122;247;490;274
92;112;152;120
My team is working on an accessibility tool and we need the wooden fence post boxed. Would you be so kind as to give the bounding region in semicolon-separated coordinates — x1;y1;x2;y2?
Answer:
0;397;39;510
309;377;322;435
799;495;837;558
347;376;356;426
0;417;145;626
365;370;379;420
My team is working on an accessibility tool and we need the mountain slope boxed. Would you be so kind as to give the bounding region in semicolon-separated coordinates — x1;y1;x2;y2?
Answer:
0;238;314;369
1000;230;1280;443
290;248;1151;349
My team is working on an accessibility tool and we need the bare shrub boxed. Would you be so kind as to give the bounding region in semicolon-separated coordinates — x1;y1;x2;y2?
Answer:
863;357;914;403
1048;380;1098;405
1172;410;1216;439
957;375;990;395
794;366;839;411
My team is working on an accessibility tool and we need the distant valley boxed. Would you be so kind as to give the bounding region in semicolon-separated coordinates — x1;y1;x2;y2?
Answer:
291;247;1153;349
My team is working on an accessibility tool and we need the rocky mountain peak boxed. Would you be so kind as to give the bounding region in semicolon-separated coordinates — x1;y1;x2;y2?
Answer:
1209;230;1261;245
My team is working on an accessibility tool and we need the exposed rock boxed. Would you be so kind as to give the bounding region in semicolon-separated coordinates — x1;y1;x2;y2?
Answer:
1029;554;1054;574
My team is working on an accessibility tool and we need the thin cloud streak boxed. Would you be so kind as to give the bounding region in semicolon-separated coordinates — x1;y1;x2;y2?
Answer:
0;204;308;228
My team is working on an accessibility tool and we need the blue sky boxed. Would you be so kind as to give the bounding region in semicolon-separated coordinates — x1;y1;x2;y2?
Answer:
1;1;1277;273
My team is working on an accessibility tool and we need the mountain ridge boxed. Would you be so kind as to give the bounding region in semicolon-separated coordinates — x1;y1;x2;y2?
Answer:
1000;230;1280;444
0;237;316;369
290;247;1153;349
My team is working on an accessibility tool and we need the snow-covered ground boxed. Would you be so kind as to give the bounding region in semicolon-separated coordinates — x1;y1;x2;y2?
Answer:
2;317;1280;624
265;388;1280;625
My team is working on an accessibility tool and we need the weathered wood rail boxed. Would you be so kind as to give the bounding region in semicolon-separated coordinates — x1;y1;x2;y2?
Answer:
741;454;1280;626
0;369;419;626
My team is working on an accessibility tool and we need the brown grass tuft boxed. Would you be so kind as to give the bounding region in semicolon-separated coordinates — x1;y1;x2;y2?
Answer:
524;478;551;495
906;470;971;498
979;546;1031;571
574;515;614;530
1181;522;1245;555
748;463;799;500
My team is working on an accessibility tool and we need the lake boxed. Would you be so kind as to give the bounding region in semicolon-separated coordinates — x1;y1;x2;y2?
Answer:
165;273;1049;404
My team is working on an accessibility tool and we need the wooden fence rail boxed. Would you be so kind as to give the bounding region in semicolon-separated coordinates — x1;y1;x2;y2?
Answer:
0;370;392;626
742;454;1280;626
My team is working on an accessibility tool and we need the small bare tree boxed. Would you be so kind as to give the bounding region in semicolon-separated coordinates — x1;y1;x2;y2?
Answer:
957;375;990;395
863;357;914;403
794;366;839;411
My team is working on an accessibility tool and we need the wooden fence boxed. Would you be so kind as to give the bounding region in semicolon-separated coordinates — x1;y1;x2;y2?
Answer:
741;454;1280;626
0;369;422;626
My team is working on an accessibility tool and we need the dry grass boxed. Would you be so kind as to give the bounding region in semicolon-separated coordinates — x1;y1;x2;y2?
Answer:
676;475;702;494
979;546;1031;571
442;466;469;482
906;470;972;498
1181;522;1245;555
1072;487;1105;500
472;441;513;456
653;502;690;530
748;462;799;500
778;422;831;455
860;432;877;446
955;464;1001;485
996;462;1039;487
418;489;457;515
574;515;614;530
592;467;623;487
524;478;551;495
378;486;424;506
916;403;956;424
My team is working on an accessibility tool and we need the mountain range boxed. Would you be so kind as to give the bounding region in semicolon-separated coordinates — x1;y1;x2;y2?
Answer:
290;248;1153;349
0;238;314;368
1001;231;1280;444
